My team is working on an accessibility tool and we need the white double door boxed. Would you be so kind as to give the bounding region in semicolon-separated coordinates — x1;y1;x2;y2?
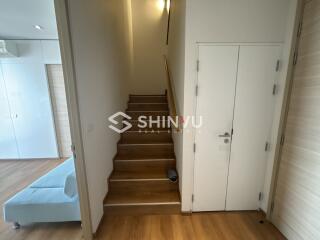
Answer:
193;45;280;211
0;64;58;159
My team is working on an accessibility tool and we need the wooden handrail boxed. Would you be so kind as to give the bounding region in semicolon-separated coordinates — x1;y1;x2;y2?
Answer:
163;55;180;131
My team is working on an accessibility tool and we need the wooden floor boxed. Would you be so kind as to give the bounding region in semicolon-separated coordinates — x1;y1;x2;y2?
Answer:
0;160;285;240
96;211;285;240
0;159;82;240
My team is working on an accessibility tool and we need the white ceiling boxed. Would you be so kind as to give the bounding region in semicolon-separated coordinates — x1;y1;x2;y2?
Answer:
0;0;58;39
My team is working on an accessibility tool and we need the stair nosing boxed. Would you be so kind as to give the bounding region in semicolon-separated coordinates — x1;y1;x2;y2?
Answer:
124;130;171;133
130;95;166;97
118;143;173;146
104;202;181;207
126;110;169;113
125;131;171;134
114;155;175;160
109;178;170;182
128;103;168;105
114;158;175;162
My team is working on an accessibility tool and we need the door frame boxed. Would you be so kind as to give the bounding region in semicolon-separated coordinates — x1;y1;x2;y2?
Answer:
266;0;306;220
45;64;61;158
54;1;93;239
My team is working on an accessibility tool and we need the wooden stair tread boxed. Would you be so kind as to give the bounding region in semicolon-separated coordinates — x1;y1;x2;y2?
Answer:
127;103;169;111
109;178;178;192
129;95;168;103
110;170;168;180
125;124;171;131
104;204;181;215
121;131;172;142
126;110;169;113
114;152;175;160
104;189;180;205
119;139;173;144
129;94;166;97
128;102;168;104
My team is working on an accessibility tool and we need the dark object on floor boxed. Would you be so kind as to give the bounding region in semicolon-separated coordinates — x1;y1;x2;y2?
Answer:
12;222;20;229
167;169;178;182
259;220;265;224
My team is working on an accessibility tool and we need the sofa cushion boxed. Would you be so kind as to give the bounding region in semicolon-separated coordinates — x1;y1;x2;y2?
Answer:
64;171;78;198
30;158;75;188
3;187;80;224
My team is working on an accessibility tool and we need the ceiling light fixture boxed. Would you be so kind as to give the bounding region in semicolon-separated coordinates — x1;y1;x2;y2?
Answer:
166;0;171;13
33;25;43;30
157;0;165;11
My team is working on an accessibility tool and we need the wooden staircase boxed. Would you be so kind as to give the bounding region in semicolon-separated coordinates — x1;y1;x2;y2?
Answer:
104;94;181;215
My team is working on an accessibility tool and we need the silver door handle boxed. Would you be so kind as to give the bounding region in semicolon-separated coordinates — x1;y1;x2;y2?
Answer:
218;132;230;138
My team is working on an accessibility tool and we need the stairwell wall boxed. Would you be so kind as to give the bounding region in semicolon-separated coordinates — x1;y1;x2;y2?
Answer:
167;0;187;209
128;0;168;94
67;0;131;232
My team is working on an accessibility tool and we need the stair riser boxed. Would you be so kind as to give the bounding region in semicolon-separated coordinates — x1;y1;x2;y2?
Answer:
104;204;181;216
121;132;172;142
109;180;178;192
114;160;176;172
127;104;169;111
126;112;169;120
117;145;174;156
129;96;167;103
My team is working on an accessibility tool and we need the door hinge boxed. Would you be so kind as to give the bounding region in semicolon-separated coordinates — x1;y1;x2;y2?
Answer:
276;60;281;72
193;143;196;153
293;51;299;65
297;20;303;37
196;60;200;72
259;192;263;201
272;84;277;95
71;144;76;158
265;142;270;152
195;85;199;96
270;201;275;213
192;194;194;202
280;134;285;146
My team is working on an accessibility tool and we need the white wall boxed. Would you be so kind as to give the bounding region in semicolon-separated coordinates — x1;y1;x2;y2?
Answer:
167;0;186;204
67;0;130;232
179;0;296;212
129;0;168;94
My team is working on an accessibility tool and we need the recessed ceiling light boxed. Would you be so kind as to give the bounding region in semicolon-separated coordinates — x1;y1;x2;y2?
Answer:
33;25;43;30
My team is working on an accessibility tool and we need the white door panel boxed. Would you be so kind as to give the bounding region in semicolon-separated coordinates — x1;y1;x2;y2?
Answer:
226;46;280;210
2;64;58;158
0;65;19;159
193;46;239;211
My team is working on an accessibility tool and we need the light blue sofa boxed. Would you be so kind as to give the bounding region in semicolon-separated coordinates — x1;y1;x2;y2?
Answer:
3;158;81;228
